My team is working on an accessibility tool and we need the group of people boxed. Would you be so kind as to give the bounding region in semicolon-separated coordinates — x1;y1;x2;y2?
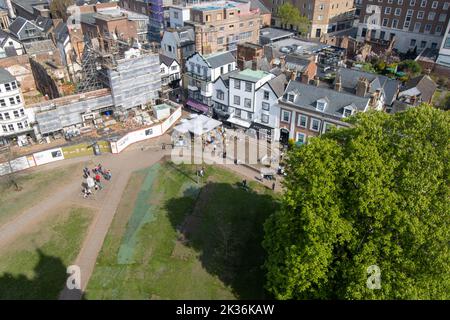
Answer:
82;163;112;198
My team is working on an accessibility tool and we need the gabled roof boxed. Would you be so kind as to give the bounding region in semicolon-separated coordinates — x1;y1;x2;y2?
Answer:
8;16;29;36
266;73;288;98
401;75;437;103
8;16;42;39
159;54;178;67
335;67;400;104
0;29;18;47
282;80;370;117
205;51;236;69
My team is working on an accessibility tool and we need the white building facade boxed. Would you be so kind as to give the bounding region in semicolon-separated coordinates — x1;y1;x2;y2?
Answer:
160;56;182;88
212;69;285;141
186;51;236;114
0;68;34;146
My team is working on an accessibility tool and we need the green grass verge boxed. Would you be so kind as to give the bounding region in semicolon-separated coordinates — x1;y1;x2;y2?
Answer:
0;206;94;299
86;162;279;299
0;163;84;226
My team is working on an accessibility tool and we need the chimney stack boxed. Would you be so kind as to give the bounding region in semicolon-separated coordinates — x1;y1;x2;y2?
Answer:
356;77;368;97
290;71;296;81
334;74;342;92
5;0;15;19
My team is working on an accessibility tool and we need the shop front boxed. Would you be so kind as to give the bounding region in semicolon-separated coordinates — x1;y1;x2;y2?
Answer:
185;99;210;115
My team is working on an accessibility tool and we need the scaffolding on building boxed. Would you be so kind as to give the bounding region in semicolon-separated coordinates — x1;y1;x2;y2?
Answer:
76;35;136;93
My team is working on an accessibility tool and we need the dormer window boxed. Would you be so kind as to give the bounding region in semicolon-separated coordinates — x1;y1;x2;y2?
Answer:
343;106;354;117
288;94;295;102
316;99;327;112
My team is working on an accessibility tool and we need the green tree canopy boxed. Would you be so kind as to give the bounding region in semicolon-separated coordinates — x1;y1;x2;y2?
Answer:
398;59;422;78
263;105;450;299
277;3;310;36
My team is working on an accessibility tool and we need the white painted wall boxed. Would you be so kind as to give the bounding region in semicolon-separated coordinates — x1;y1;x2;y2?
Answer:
169;7;190;28
254;82;280;130
212;77;229;107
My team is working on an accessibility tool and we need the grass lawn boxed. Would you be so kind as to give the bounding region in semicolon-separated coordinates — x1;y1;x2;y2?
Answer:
0;205;95;299
85;162;280;299
0;162;86;226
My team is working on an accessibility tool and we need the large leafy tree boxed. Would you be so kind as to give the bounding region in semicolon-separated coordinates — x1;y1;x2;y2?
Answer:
277;3;310;36
263;105;450;299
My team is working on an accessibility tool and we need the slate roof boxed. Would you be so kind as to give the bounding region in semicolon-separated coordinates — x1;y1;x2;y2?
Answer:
11;0;49;14
0;68;16;84
400;75;437;103
388;100;413;114
0;30;14;47
214;69;240;87
35;16;53;32
159;54;177;67
285;54;311;72
166;27;195;46
205;51;236;68
54;22;69;43
266;73;288;98
282;80;370;118
8;16;28;36
335;67;400;105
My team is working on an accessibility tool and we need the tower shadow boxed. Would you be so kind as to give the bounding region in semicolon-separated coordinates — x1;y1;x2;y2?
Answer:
0;249;84;299
164;181;280;299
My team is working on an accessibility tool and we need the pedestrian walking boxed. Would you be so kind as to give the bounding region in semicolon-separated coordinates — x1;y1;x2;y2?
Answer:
95;173;103;190
272;182;275;191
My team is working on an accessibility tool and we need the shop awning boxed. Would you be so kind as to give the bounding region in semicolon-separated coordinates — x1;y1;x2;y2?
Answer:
174;114;222;136
227;115;251;128
186;99;209;113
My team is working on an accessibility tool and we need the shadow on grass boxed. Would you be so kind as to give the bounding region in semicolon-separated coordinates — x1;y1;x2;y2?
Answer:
0;249;84;300
164;180;279;299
